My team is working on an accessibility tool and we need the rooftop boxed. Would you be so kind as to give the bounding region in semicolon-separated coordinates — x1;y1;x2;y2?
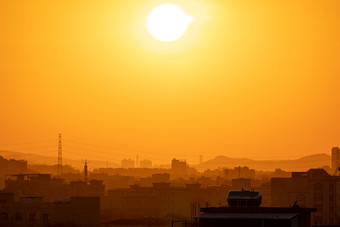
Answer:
195;213;299;220
199;206;316;214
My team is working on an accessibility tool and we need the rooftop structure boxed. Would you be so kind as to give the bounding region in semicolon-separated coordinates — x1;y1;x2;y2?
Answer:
195;206;316;227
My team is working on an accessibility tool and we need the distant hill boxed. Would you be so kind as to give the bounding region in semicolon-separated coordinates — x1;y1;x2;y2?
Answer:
194;153;331;171
0;150;331;172
0;150;119;170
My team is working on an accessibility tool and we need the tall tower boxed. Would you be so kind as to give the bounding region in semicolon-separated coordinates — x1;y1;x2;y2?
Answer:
58;133;62;175
84;160;88;182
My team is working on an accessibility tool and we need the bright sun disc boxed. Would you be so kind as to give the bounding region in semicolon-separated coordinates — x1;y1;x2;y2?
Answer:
146;4;194;42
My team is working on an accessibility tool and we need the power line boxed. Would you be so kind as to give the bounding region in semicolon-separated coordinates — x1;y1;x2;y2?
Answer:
9;145;57;152
63;146;171;162
0;137;188;158
63;146;176;163
63;138;188;157
0;139;56;147
63;145;130;157
62;148;126;161
64;139;154;153
0;137;201;163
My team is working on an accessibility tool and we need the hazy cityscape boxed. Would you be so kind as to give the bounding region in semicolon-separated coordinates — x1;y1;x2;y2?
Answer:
0;143;340;226
1;0;340;226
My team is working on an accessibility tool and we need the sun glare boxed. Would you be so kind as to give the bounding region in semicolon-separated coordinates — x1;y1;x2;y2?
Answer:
146;4;194;42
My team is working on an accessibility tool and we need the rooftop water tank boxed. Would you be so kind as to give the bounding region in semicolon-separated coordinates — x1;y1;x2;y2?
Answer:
227;190;262;207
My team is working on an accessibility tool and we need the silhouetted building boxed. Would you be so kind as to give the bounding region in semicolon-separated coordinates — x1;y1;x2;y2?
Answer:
171;159;188;179
254;182;271;207
271;168;340;225
224;166;255;180
5;174;105;202
0;156;27;177
231;178;251;190
332;147;340;174
203;168;224;178
0;191;99;226
139;159;152;168
272;168;291;178
195;206;316;227
121;159;135;168
103;183;229;220
70;179;105;197
151;173;170;183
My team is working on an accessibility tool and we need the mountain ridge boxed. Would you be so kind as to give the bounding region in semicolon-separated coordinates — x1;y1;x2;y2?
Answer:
195;153;331;171
0;150;331;172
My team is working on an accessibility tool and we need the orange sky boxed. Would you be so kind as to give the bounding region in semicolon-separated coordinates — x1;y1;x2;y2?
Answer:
0;0;339;165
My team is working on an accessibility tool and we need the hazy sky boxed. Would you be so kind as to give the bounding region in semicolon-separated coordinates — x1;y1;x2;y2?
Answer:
1;0;339;165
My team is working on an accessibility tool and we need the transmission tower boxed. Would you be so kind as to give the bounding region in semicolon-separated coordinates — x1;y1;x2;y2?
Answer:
58;133;62;175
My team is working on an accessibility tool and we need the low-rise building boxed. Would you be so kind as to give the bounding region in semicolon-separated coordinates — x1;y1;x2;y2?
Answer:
195;206;316;227
5;174;105;202
271;169;340;225
0;192;100;227
103;183;229;221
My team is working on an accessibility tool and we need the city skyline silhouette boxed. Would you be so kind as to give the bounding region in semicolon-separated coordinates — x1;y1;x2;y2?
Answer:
1;0;340;226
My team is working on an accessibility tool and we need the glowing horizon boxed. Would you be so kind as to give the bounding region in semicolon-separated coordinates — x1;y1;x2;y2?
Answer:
0;0;340;164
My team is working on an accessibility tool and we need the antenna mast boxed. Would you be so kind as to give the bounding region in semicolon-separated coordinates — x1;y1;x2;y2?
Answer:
58;133;62;175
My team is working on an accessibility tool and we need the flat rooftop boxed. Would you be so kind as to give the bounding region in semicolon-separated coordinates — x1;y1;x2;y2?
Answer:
195;213;299;220
200;206;316;214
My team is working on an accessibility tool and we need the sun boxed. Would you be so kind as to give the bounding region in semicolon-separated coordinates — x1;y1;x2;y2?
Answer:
146;4;194;42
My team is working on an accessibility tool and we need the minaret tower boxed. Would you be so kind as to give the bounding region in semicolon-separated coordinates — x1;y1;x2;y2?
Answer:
58;133;62;175
84;160;88;182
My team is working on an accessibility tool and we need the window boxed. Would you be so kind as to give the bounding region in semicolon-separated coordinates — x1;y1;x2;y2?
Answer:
314;215;323;225
15;213;22;221
330;183;334;194
28;213;36;221
330;210;334;224
314;206;322;215
314;183;323;192
1;213;8;221
43;213;49;222
296;194;306;207
314;194;323;205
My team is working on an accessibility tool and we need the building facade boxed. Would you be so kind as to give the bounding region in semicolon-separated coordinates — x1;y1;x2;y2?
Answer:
271;169;340;225
5;174;105;202
332;147;340;174
195;206;315;227
0;192;100;227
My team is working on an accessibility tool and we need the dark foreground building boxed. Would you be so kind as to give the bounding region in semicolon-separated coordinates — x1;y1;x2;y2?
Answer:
271;168;340;225
194;206;316;227
0;192;100;227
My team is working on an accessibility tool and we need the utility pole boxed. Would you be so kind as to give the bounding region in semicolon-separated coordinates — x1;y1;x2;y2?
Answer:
58;133;62;175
